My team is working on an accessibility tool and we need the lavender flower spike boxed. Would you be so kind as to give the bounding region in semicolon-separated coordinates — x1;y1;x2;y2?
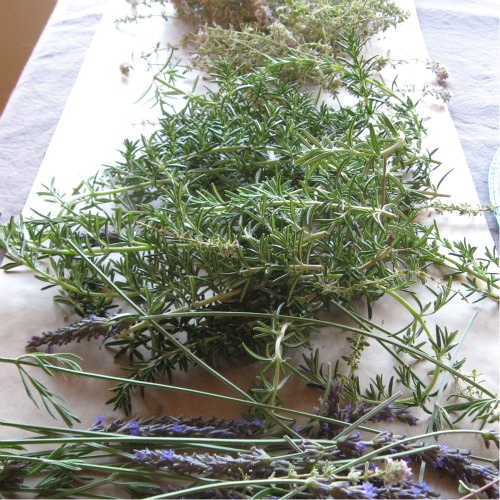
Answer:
90;415;264;439
26;314;135;351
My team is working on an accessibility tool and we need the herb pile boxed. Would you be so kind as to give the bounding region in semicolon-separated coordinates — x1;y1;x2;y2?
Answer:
0;1;498;498
170;0;407;90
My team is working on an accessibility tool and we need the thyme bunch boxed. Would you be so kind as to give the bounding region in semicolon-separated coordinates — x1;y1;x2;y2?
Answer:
169;0;407;91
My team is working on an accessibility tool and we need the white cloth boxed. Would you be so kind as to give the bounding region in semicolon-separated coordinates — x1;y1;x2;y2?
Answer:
0;0;106;225
414;0;500;238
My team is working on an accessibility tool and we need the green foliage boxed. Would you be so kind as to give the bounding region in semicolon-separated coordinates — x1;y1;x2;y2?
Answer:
0;34;497;422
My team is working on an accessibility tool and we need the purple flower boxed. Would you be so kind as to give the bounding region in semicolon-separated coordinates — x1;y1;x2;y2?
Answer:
129;420;141;436
437;444;449;453
393;407;419;427
435;455;446;469
90;415;264;439
421;481;431;491
305;379;418;439
160;449;175;462
479;466;490;477
26;315;115;351
362;481;378;498
337;432;365;457
133;448;177;466
133;448;155;464
320;422;330;434
410;481;431;495
171;422;184;435
93;415;105;426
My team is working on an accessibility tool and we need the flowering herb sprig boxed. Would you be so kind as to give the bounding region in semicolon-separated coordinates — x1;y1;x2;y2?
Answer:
0;350;498;497
169;0;407;92
118;0;408;81
90;414;266;439
0;406;497;498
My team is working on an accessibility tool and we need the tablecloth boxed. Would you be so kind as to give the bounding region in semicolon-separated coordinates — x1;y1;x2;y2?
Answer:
414;0;500;237
0;0;106;229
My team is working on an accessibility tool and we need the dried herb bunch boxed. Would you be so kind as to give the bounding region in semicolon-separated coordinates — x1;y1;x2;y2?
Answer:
171;0;274;29
170;0;408;90
1;35;498;421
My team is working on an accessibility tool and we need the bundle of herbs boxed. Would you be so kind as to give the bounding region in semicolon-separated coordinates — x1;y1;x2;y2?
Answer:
0;1;498;498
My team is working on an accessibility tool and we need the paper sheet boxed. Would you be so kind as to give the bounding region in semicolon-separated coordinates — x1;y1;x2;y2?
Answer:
0;0;498;495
